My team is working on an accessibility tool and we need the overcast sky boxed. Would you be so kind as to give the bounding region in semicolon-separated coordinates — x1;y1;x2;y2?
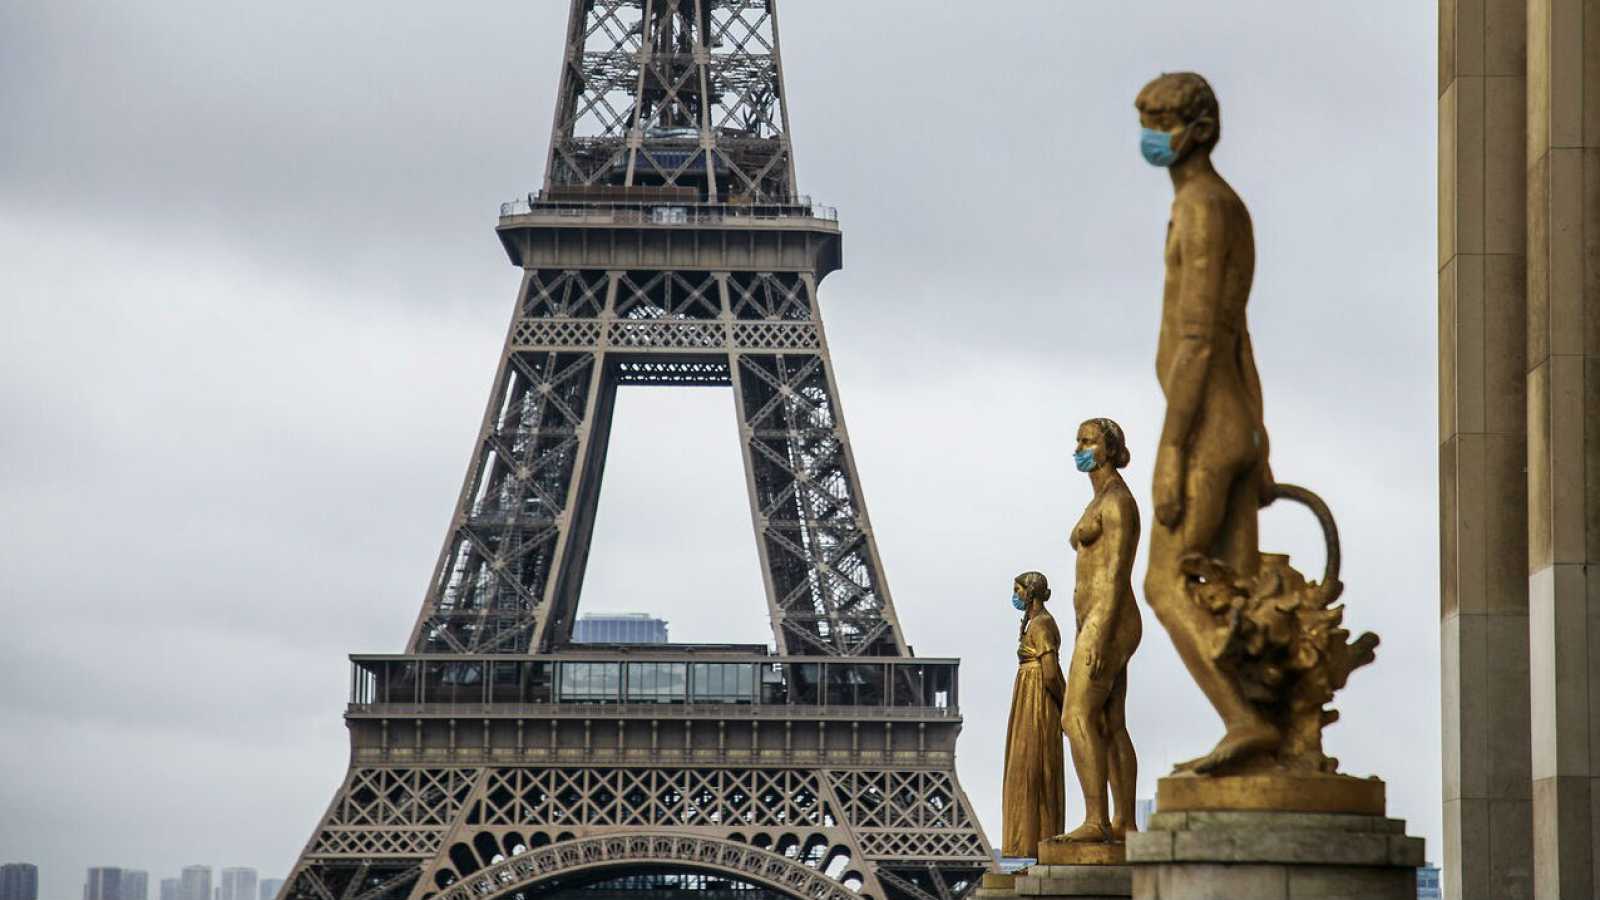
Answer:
0;1;1437;894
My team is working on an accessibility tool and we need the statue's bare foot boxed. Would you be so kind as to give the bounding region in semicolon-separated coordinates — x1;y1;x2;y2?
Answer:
1060;821;1112;843
1174;724;1280;774
1109;818;1134;842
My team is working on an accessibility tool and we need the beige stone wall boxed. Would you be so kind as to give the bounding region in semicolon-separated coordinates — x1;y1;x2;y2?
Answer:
1526;0;1600;894
1439;0;1533;897
1442;0;1600;895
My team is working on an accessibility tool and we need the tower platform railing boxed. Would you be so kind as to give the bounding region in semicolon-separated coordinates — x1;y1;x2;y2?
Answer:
498;193;838;225
348;653;958;716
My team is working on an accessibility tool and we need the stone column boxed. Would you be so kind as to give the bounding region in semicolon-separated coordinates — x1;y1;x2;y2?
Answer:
1439;0;1533;897
1526;0;1600;893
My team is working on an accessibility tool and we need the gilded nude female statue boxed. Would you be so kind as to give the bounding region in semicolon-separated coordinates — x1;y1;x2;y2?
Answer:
1001;571;1065;858
1061;418;1141;842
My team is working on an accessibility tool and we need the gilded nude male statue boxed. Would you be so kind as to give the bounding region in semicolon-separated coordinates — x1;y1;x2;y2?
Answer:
1136;72;1378;779
1060;419;1141;842
1138;71;1279;774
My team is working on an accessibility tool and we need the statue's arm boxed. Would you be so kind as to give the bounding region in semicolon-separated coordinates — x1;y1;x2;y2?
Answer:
1042;650;1064;705
1153;194;1227;526
1037;620;1065;705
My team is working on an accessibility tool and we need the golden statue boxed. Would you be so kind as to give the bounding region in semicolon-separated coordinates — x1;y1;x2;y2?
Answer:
1137;72;1377;779
1060;419;1141;843
1001;571;1065;858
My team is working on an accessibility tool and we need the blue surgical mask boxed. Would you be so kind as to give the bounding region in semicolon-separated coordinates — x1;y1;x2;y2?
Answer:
1074;448;1099;473
1141;127;1180;167
1011;591;1027;611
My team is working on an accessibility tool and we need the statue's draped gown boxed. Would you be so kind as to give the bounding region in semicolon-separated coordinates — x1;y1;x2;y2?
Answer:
1001;609;1066;857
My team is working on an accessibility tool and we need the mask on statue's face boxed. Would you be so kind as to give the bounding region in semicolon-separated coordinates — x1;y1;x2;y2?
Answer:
1140;126;1182;167
1011;591;1027;611
1074;448;1099;473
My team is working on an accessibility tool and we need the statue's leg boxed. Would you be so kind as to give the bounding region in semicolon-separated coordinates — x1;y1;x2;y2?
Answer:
1105;669;1137;839
1177;461;1233;560
1215;462;1262;577
1149;464;1280;774
1061;644;1113;842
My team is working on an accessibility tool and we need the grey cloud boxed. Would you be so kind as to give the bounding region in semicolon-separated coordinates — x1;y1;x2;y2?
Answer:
2;0;1439;893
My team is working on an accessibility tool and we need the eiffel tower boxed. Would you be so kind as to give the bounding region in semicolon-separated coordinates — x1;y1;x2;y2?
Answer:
280;3;994;899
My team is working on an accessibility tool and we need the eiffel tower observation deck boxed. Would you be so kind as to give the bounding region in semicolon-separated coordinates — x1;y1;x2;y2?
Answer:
280;3;994;900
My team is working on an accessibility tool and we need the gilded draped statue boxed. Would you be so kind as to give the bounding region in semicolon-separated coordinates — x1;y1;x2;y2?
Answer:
1001;571;1065;858
1060;418;1141;842
1137;72;1378;779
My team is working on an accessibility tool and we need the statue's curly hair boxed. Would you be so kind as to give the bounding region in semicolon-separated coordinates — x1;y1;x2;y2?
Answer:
1083;418;1132;469
1135;72;1220;148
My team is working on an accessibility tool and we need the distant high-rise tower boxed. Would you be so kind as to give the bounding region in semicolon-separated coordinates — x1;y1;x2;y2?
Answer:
178;867;210;900
1134;797;1156;834
85;869;123;900
158;879;178;900
0;864;39;900
572;611;669;643
119;871;148;900
279;3;992;900
256;879;283;900
219;869;256;900
1415;864;1441;899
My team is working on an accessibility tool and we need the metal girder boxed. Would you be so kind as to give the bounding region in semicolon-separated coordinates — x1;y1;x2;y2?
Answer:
406;263;906;658
281;759;990;900
544;0;796;200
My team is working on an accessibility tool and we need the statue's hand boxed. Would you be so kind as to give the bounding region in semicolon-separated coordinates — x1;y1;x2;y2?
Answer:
1154;445;1185;527
1257;460;1277;508
1084;644;1104;678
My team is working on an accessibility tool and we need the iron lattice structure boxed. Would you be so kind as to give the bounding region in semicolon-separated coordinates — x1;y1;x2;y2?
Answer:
281;3;993;899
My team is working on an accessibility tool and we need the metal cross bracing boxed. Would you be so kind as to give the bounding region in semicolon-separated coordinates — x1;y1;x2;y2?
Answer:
285;654;992;900
547;0;795;202
281;2;994;899
404;259;909;660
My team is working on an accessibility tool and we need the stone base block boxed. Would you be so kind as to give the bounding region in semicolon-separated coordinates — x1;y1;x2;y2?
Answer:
1016;864;1131;898
1127;809;1424;900
972;872;1017;899
1038;836;1125;865
1133;863;1415;899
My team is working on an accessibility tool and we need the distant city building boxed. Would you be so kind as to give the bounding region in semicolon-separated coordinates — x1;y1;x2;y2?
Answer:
0;864;39;900
572;612;668;644
1416;863;1441;899
159;879;178;900
85;868;123;900
1134;797;1155;833
219;869;256;900
178;866;211;900
257;880;283;900
119;871;147;900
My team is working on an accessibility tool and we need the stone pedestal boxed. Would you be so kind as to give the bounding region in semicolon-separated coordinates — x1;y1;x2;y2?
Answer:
972;872;1018;899
971;865;1132;900
1126;809;1425;900
1037;836;1125;866
1017;865;1131;898
1155;771;1385;815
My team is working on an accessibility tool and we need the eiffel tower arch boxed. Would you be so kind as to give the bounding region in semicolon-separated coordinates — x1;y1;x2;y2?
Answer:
280;3;994;899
